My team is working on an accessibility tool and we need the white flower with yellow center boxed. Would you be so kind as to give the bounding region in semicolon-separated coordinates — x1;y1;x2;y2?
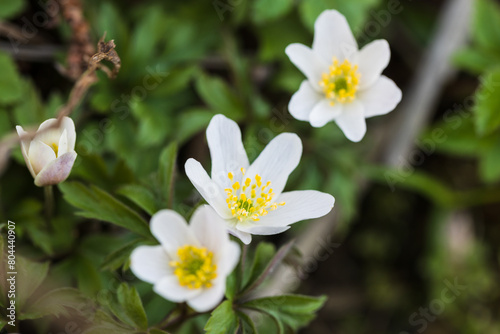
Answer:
286;9;402;142
16;117;77;187
130;205;240;312
185;114;335;244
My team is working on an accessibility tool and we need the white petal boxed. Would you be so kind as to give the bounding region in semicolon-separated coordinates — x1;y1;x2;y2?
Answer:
34;151;76;186
185;159;233;219
289;81;323;121
190;205;228;256
16;125;35;178
359;76;402;118
130;245;172;284
60;117;76;150
28;140;57;175
187;280;226;312
356;40;391;89
335;101;367;142
245;133;302;198
150;210;199;258
285;43;328;88
58;129;69;156
310;100;343;128
219;241;240;276
35;118;62;146
312;10;358;63
226;223;252;245
254;190;335;227
236;223;290;236
34;151;77;187
154;275;201;303
206;114;249;189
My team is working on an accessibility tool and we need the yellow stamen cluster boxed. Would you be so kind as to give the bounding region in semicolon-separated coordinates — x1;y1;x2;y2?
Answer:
319;57;360;106
170;245;217;289
50;143;59;157
225;168;285;222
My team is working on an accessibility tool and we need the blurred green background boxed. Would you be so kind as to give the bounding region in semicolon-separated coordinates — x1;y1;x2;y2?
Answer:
0;0;499;333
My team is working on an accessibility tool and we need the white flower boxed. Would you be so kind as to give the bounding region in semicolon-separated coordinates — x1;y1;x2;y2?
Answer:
185;114;335;245
130;205;240;312
286;10;402;142
16;117;77;187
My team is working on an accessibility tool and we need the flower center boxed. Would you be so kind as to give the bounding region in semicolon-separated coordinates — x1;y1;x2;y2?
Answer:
169;245;217;289
50;143;59;157
225;168;285;222
319;58;360;106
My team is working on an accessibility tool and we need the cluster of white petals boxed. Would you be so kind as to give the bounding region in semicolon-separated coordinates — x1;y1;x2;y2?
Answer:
286;10;402;142
16;117;77;187
185;114;335;244
130;206;240;312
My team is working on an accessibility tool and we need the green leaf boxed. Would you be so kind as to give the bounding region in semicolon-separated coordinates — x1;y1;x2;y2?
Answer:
0;52;23;104
118;184;157;215
149;329;171;334
20;288;90;320
452;48;500;74
205;300;238;334
473;0;500;52
16;256;49;312
242;294;327;331
195;73;245;120
241;240;294;296
242;242;276;289
474;68;500;136
251;0;294;25
479;134;500;183
236;310;257;334
0;0;26;19
176;109;214;144
159;142;178;208
100;238;144;271
59;181;152;238
116;283;148;330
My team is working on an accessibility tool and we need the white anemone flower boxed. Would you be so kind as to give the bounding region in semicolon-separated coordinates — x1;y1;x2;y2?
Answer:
16;117;77;187
185;114;335;245
130;205;240;312
286;9;402;142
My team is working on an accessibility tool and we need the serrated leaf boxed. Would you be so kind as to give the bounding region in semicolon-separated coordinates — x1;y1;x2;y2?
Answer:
204;300;238;334
20;288;90;320
116;283;148;330
242;294;327;331
195;73;245;120
59;181;152;238
118;184;157;215
159;142;177;208
474;69;500;136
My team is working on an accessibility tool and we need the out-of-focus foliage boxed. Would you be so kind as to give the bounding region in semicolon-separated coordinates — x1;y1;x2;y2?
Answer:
0;0;499;333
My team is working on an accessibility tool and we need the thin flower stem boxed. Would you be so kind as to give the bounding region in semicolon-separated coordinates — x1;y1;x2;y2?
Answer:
44;185;54;224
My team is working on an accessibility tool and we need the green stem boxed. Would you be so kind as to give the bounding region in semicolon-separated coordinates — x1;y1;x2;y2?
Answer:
44;185;54;225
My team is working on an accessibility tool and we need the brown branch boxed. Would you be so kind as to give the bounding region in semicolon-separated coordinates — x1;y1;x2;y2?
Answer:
57;0;95;80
